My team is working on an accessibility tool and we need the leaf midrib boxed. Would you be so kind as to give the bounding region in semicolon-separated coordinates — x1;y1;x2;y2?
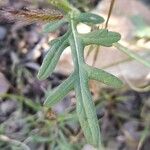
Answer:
70;18;94;141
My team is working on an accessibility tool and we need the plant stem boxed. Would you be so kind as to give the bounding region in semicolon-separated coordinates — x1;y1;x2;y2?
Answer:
114;42;150;68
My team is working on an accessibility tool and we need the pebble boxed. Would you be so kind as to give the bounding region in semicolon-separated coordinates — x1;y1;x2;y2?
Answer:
0;100;17;116
0;26;7;40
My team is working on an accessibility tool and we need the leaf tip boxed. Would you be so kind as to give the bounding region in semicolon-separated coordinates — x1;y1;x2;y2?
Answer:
37;71;46;81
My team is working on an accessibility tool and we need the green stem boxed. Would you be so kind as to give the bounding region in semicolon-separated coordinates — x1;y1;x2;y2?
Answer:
114;42;150;68
69;13;103;149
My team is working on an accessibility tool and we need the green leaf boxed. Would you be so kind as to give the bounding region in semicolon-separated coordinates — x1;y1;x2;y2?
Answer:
31;135;52;143
44;18;67;33
48;0;75;13
69;17;102;148
85;65;123;88
38;8;127;148
37;33;69;80
44;74;75;107
74;12;105;24
114;42;150;68
81;29;121;46
75;78;102;148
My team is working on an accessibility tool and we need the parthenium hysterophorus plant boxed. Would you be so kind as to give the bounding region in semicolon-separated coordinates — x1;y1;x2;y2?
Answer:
37;0;122;148
37;0;150;149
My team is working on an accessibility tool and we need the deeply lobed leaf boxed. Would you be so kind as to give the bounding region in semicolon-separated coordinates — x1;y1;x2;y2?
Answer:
38;11;123;149
69;19;102;148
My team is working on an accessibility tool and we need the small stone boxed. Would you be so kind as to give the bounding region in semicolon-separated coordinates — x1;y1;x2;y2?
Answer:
82;144;97;150
0;100;17;116
0;26;7;40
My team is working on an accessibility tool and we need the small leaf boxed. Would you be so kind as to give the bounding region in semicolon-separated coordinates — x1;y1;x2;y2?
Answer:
74;12;105;24
44;18;67;33
85;65;123;88
76;90;92;142
81;29;121;46
74;75;101;148
114;43;150;68
48;0;74;13
37;33;69;80
44;74;75;107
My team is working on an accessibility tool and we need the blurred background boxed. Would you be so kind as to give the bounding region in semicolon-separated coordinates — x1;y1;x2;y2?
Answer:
0;0;150;150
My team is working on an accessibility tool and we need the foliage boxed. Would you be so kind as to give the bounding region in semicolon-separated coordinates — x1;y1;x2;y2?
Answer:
37;0;150;149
